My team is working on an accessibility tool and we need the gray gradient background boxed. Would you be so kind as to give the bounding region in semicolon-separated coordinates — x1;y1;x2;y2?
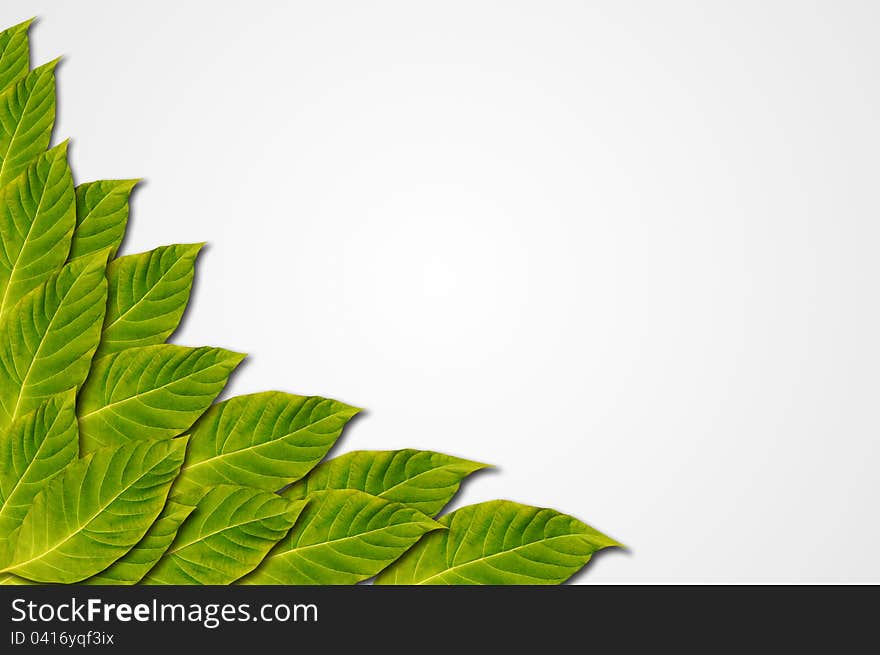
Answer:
3;1;878;583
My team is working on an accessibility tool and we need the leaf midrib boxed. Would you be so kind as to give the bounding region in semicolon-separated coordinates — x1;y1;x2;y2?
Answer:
414;533;593;585
7;263;87;425
0;405;68;520
103;252;191;332
77;184;124;231
268;518;438;565
78;354;226;421
377;462;480;498
167;505;291;554
3;451;172;572
0;154;62;317
181;410;353;474
0;67;48;184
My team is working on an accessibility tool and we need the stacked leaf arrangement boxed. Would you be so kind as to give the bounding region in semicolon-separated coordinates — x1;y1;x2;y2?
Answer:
0;19;620;586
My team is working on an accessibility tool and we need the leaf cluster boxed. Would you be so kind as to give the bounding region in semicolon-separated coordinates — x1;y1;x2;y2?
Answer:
0;20;620;586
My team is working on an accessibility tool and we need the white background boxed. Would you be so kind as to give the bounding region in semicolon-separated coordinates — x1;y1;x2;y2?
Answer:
4;1;878;583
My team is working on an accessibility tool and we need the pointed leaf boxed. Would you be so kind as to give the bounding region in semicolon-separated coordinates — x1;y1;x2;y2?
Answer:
82;501;195;585
3;438;187;583
287;449;488;516
142;485;306;585
78;344;245;452
0;391;78;556
96;243;202;358
175;391;360;496
374;500;621;585
0;59;57;187
0;142;75;316
69;179;139;261
0;252;108;431
0;19;32;93
241;489;442;585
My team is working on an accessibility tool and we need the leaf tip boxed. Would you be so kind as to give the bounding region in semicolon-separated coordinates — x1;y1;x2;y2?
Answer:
169;503;197;523
56;387;77;406
167;435;191;460
43;139;72;164
604;536;627;551
38;56;63;73
423;518;447;532
218;349;248;372
576;522;625;552
119;178;143;191
467;459;494;472
89;245;114;265
183;241;208;256
284;498;310;521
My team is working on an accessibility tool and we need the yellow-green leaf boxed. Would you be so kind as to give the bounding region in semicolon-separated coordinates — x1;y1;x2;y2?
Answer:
3;438;187;583
0;19;32;94
375;500;621;585
96;243;202;358
69;179;139;261
0;142;75;317
82;501;195;585
176;391;359;496
286;449;488;516
0;252;108;431
241;489;442;585
0;59;57;187
78;344;245;452
0;391;78;557
142;485;306;585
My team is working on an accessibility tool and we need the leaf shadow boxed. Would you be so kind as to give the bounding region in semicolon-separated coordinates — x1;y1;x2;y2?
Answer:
165;237;207;345
50;50;65;150
432;465;499;520
565;545;632;585
319;410;370;461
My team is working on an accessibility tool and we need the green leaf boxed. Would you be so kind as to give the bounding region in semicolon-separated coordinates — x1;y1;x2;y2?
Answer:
374;500;621;585
0;252;108;431
0;572;31;585
95;243;203;358
0;526;18;570
0;59;57;187
0;142;76;317
69;179;139;261
241;489;442;585
2;438;187;583
287;449;488;516
175;391;360;496
0;19;32;93
77;344;245;452
82;501;195;585
0;391;78;556
142;485;306;585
